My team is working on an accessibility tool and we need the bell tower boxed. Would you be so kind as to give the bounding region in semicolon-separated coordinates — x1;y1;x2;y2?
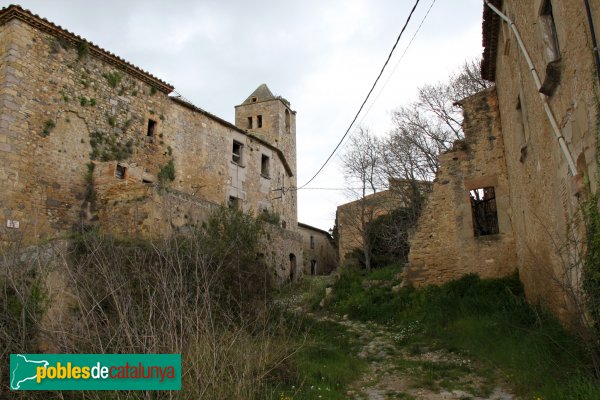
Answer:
234;84;297;179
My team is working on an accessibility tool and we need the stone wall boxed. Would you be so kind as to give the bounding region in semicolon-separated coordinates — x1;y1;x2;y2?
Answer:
406;87;517;286
491;0;600;319
298;223;337;275
0;10;302;282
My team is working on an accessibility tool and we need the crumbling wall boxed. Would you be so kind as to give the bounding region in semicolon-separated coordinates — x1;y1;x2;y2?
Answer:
406;87;517;286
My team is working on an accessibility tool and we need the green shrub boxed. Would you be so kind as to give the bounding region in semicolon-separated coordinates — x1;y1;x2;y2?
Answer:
158;160;175;183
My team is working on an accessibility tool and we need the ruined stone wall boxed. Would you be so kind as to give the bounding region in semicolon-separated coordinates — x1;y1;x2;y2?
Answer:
0;16;302;280
492;0;600;318
406;88;517;286
298;224;337;275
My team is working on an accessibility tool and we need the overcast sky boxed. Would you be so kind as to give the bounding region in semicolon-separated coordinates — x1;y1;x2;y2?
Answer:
13;0;484;231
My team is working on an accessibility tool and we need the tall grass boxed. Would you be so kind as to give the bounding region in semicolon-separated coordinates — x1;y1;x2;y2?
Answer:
328;268;600;398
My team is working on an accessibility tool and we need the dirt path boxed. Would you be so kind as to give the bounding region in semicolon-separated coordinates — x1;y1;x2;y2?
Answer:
316;313;514;400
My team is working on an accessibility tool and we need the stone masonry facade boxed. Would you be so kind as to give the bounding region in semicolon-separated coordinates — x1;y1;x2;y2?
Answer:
0;5;303;283
406;0;600;322
298;223;337;275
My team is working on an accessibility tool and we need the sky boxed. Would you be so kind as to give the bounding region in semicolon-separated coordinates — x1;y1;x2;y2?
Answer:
10;0;485;231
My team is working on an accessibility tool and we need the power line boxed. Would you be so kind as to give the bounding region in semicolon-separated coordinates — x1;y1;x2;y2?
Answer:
297;0;421;189
357;0;437;128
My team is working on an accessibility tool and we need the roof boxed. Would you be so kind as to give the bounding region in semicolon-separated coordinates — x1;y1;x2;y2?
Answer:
0;4;174;93
170;96;294;177
298;222;332;237
238;83;292;108
242;84;275;104
481;0;503;82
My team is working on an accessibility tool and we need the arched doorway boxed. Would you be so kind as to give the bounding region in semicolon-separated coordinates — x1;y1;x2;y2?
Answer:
289;253;296;282
310;259;317;275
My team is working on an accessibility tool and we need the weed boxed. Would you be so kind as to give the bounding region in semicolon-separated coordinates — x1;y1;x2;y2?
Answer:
41;119;55;137
77;40;89;61
158;160;175;183
150;86;157;95
103;71;122;88
80;97;88;106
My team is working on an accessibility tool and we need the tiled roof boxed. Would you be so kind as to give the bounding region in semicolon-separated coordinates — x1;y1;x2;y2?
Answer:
0;4;174;93
481;0;503;82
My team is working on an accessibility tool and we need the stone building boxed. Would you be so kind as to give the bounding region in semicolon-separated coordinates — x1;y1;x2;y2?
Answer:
0;5;303;282
298;223;337;275
406;0;600;321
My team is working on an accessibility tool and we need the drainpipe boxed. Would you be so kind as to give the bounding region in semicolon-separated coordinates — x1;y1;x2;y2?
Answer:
583;0;600;86
484;0;577;176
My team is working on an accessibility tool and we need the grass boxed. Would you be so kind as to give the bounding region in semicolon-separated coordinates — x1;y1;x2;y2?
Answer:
327;268;600;398
264;314;367;399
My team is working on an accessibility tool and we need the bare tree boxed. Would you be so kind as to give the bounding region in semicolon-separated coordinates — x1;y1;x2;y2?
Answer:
340;127;387;271
385;59;491;181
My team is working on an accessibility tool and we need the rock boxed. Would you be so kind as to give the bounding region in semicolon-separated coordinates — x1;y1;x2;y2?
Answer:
392;284;402;293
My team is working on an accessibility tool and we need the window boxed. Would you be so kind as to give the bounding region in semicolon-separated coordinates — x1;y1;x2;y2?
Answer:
470;187;499;236
261;154;270;177
232;141;243;165
251;96;257;103
285;109;291;134
540;0;560;62
257;115;263;128
115;164;126;180
147;119;156;137
539;0;561;95
247;117;253;129
228;196;240;210
310;235;315;249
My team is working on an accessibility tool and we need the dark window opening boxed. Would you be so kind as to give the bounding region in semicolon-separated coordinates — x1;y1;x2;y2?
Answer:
310;260;317;275
261;154;270;177
470;187;499;236
257;115;263;128
232;141;243;164
310;235;315;249
539;0;561;95
285;109;291;134
247;116;253;129
282;220;287;229
115;164;126;180
147;119;157;137
289;253;296;282
251;96;257;103
228;196;240;210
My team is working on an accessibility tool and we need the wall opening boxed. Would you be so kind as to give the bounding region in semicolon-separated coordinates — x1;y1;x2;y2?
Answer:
261;154;270;178
251;96;257;103
228;196;240;210
285;109;291;134
257;115;263;128
247;116;253;129
470;187;499;236
310;235;315;249
232;141;243;165
147;119;157;137
115;164;126;180
310;259;317;275
289;253;297;282
540;0;560;62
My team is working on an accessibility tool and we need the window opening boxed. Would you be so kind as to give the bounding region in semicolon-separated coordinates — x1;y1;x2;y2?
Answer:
247;117;253;129
232;141;243;164
257;115;263;128
261;154;270;177
285;109;291;134
310;235;315;249
228;196;240;210
147;119;156;137
115;164;126;180
470;187;499;236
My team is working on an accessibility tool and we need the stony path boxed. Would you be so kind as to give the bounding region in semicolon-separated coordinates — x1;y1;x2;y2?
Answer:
320;315;515;400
